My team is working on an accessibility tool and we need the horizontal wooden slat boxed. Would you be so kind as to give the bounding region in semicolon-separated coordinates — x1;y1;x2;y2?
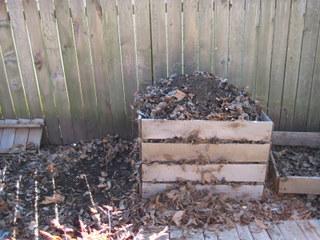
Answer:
272;131;320;147
142;163;267;182
142;183;264;199
278;177;320;195
142;143;270;163
141;119;273;142
0;118;44;128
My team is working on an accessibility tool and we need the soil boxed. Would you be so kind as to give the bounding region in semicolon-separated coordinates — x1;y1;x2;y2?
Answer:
134;72;261;121
273;146;320;177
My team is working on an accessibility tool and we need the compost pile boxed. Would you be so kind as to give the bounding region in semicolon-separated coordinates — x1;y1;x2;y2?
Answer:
273;146;320;177
135;72;261;121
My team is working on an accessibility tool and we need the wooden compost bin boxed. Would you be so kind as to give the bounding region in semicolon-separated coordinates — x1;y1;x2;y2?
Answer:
139;113;273;199
270;131;320;195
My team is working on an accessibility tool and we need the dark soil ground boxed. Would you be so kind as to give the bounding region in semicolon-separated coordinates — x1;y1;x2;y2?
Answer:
0;137;320;240
273;146;320;177
134;72;261;121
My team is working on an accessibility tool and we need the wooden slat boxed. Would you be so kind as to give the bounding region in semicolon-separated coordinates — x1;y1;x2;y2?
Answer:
134;0;153;89
267;0;291;129
280;0;306;130
117;0;138;136
308;220;320;238
236;225;254;240
204;229;218;240
142;183;264;199
6;0;42;118
13;119;30;148
86;0;113;136
183;229;205;240
141;119;273;142
214;0;229;77
151;0;166;81
266;224;285;240
170;227;184;240
55;0;87;140
0;119;17;152
0;120;4;148
296;220;320;240
272;131;320;147
241;0;260;92
184;0;199;74
167;0;182;76
142;163;267;182
228;0;245;86
38;0;74;144
278;176;320;195
293;0;320;131
277;221;308;240
198;0;213;72
249;223;271;240
100;0;128;137
142;143;270;163
23;0;61;144
218;228;240;240
27;119;43;148
0;0;29;118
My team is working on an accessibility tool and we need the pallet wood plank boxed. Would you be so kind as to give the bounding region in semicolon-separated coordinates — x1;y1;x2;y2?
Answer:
218;228;240;240
267;0;292;129
236;225;254;240
134;0;153;89
167;0;182;75
23;0;61;144
100;0;128;137
13;119;30;148
277;221;307;240
7;0;42;118
0;119;17;152
142;143;270;163
170;227;184;240
266;224;285;240
272;131;320;147
55;0;87;141
228;0;245;86
151;0;166;81
308;220;320;238
241;0;260;93
27;119;43;148
141;119;273;142
293;0;320;131
69;0;99;139
296;220;320;240
280;0;306;130
204;229;218;240
142;163;267;182
142;183;264;199
184;229;205;240
184;0;199;74
278;177;320;195
0;0;29;118
38;0;74;144
249;224;271;240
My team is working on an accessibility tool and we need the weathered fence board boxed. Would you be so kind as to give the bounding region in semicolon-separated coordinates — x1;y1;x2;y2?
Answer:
0;0;319;144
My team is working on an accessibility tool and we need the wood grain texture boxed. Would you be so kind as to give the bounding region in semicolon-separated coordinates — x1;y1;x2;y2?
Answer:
142;143;270;163
0;119;16;151
277;221;308;240
142;163;267;182
141;119;273;142
278;177;320;195
266;224;285;240
13;119;29;148
296;220;320;240
236;225;254;240
217;228;240;240
272;131;320;147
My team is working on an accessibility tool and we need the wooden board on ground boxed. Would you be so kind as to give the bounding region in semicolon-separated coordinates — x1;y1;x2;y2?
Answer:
141;119;273;142
142;143;270;163
272;131;320;148
142;182;264;199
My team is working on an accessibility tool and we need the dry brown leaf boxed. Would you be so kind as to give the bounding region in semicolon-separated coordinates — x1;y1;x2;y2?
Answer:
172;210;185;226
41;193;65;205
254;219;268;229
174;90;187;101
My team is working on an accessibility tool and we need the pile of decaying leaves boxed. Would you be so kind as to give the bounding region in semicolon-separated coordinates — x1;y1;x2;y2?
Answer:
273;146;320;177
134;72;261;121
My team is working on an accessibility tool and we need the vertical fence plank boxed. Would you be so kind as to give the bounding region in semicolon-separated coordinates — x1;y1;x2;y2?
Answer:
184;0;199;74
293;0;320;130
214;0;229;78
199;0;213;72
211;0;216;73
255;0;275;108
0;0;29;118
151;0;166;82
55;0;87;141
86;0;113;136
134;0;153;89
228;0;245;85
23;0;61;144
167;0;182;76
118;0;138;136
0;46;15;118
7;0;42;118
267;0;291;129
100;0;128;136
307;21;320;131
38;0;74;143
280;0;306;130
69;0;100;139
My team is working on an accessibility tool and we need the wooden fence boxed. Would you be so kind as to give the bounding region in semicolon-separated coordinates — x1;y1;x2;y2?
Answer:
0;0;319;144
